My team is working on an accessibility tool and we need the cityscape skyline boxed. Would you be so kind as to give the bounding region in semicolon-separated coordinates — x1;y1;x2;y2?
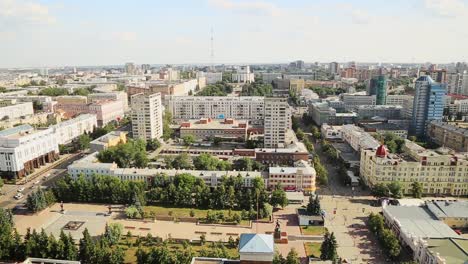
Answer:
1;0;468;68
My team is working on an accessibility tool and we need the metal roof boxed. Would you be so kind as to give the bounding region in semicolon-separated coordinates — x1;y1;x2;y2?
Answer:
238;234;274;254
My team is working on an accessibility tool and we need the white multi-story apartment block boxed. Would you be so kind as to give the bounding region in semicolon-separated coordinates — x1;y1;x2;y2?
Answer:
52;114;97;145
196;72;223;84
232;66;255;83
0;102;34;120
447;72;463;94
166;96;265;123
88;91;129;111
360;140;468;196
264;97;290;148
131;93;163;140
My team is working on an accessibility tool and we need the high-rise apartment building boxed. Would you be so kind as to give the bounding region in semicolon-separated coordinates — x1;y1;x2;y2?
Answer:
124;62;136;75
264;97;290;148
329;62;340;75
447;72;462;94
368;75;387;105
411;76;446;136
131;93;163;140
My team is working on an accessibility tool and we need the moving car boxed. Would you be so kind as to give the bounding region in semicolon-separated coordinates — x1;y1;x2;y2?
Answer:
14;193;23;200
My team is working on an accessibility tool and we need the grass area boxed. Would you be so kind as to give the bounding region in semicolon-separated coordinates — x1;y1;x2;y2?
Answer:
120;237;239;264
300;226;327;236
304;242;322;258
142;205;252;226
143;205;241;218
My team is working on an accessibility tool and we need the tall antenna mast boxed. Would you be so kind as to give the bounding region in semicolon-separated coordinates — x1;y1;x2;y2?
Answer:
210;27;214;71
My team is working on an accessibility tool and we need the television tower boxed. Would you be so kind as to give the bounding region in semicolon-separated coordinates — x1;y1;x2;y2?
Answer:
210;27;214;71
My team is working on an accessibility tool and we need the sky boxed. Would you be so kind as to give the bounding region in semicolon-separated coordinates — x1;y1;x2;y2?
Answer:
0;0;468;68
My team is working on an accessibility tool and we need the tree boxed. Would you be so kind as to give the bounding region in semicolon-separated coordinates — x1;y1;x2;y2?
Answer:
320;231;338;261
182;135;196;146
270;184;288;209
0;178;3;191
75;134;91;150
285;248;300;264
273;252;286;264
103;223;123;246
296;128;305;140
162;110;174;141
146;139;161;151
368;212;384;234
79;228;95;264
172;153;192;169
387;182;403;199
380;228;401;258
372;183;390;198
411;181;423;198
307;195;321;215
0;208;14;260
125;205;142;219
233;157;264;171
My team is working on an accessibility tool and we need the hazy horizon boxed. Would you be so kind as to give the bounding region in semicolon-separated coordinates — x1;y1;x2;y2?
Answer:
1;0;468;68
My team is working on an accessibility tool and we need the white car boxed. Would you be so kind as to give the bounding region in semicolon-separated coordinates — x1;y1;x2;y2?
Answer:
14;193;23;200
17;187;25;193
34;180;40;185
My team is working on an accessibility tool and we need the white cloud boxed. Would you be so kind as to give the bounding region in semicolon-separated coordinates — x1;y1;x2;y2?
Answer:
208;0;281;16
0;0;56;24
424;0;468;18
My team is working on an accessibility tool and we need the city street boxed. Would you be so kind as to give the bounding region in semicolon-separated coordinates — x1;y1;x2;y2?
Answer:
314;142;390;263
0;153;84;209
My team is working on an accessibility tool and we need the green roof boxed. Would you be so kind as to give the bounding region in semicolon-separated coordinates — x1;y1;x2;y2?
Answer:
427;238;468;264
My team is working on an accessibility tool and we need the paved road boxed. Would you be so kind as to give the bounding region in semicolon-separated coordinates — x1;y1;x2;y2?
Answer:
0;153;84;209
314;142;390;264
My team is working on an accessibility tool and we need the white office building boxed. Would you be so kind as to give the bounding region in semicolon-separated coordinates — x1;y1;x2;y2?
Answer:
264;97;290;148
131;93;163;140
342;94;376;111
232;66;255;83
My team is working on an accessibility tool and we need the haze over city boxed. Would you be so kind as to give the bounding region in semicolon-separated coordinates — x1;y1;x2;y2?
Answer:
1;0;468;67
1;1;468;264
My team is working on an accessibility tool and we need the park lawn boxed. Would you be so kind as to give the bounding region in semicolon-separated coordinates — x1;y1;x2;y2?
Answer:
300;226;327;236
304;242;321;258
143;205;243;219
121;238;239;264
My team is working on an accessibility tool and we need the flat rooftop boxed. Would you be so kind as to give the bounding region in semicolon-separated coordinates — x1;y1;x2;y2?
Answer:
0;124;34;138
384;205;460;239
426;238;468;264
426;200;468;219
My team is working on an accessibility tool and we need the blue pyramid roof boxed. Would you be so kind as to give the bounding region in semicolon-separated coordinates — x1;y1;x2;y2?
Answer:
238;233;274;253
